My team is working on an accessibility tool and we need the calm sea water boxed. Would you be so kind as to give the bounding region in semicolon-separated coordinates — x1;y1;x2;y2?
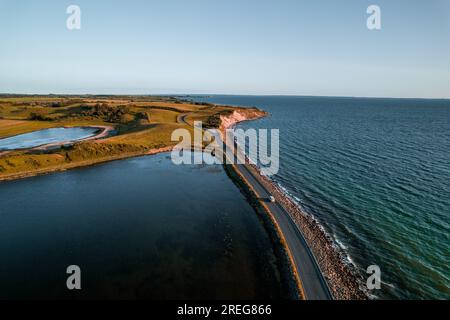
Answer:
194;95;450;299
0;152;287;299
0;127;98;151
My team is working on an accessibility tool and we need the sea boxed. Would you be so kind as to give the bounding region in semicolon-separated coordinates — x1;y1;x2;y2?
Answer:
192;95;450;299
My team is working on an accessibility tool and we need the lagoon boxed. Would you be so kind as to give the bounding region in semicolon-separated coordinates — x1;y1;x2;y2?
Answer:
0;127;99;151
0;152;287;299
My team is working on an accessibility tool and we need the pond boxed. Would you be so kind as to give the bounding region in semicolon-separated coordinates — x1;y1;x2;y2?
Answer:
0;127;99;151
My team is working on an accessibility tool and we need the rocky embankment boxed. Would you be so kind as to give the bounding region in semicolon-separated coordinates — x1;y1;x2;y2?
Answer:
246;163;367;300
220;107;367;300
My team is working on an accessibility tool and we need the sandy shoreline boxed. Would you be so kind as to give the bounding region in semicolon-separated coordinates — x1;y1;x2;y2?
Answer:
33;125;115;150
221;109;367;300
0;125;115;155
0;146;175;182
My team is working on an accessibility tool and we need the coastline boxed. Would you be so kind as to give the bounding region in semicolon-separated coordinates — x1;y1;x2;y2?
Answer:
222;161;302;300
220;109;367;300
247;162;367;299
0;125;114;156
0;146;174;182
33;125;115;150
0;102;366;299
0;98;240;182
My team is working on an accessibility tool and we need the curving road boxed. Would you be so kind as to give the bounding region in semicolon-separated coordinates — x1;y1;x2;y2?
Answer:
228;153;333;300
178;112;333;300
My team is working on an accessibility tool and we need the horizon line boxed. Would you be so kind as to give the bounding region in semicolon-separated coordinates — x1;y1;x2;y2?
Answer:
1;92;450;101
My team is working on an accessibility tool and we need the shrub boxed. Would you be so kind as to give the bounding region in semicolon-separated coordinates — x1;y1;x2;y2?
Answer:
80;104;131;123
137;111;151;122
120;113;135;124
49;102;62;108
28;110;52;121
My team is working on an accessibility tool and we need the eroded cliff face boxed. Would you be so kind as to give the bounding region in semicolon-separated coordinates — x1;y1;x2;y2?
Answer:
219;106;366;300
219;108;267;132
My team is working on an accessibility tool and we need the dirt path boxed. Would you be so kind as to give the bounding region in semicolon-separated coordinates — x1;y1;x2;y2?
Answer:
32;125;115;151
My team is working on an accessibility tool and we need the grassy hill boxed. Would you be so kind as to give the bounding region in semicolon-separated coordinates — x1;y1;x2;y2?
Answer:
0;95;238;180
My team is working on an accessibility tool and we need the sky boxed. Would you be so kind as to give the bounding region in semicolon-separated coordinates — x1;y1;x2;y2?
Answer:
0;0;449;98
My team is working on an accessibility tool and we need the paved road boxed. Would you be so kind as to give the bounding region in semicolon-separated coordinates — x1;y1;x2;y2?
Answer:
177;114;188;125
178;112;333;300
231;155;333;300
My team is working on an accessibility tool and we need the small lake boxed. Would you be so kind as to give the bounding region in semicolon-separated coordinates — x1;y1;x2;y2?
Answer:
0;152;288;299
0;127;99;151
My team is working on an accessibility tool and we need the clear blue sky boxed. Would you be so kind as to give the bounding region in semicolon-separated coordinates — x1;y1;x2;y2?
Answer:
0;0;449;98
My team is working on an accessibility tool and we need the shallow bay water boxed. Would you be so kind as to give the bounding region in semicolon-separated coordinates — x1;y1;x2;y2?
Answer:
0;152;287;299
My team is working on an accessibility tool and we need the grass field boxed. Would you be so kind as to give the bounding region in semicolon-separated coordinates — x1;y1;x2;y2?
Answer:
0;95;239;180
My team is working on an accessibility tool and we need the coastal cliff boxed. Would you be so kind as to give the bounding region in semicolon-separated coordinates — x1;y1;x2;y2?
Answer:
219;108;267;134
220;108;367;300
